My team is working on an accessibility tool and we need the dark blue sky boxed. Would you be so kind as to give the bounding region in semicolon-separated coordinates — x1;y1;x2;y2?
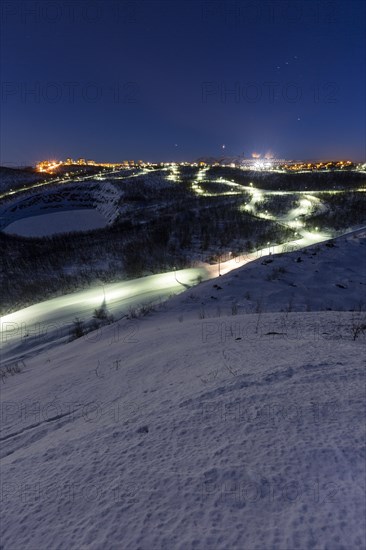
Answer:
1;0;365;165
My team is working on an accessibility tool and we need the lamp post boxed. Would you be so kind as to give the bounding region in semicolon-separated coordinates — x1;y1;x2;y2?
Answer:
174;266;177;282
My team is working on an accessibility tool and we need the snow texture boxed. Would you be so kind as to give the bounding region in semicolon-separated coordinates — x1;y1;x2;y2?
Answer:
0;233;365;550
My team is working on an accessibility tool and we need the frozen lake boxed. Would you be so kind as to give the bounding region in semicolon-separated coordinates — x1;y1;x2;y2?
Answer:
2;209;107;237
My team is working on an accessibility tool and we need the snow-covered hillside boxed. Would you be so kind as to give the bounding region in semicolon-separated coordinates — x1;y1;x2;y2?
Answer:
0;167;50;194
0;233;365;549
167;231;366;317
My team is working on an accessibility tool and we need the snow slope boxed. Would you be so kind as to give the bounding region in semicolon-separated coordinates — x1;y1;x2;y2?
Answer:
0;167;50;194
0;233;365;550
166;231;366;318
3;230;363;365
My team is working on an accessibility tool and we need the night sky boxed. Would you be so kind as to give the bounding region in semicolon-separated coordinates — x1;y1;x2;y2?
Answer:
1;0;365;165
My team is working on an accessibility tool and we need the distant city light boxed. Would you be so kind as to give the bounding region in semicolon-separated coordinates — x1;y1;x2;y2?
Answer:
34;157;356;175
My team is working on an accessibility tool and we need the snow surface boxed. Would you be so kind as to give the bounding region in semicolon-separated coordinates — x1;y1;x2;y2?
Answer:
167;231;366;317
0;232;365;549
0;180;120;234
2;230;364;365
2;209;108;237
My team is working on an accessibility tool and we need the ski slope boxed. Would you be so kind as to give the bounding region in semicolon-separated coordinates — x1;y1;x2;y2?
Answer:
1;227;363;365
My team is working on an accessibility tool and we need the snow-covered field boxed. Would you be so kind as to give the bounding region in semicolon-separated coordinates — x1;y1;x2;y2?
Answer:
0;233;365;549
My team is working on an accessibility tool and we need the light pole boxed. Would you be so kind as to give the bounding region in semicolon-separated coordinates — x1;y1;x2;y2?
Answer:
174;266;177;282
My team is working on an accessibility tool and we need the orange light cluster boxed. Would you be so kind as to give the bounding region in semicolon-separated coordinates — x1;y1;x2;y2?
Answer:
282;160;353;171
36;159;142;172
36;160;63;173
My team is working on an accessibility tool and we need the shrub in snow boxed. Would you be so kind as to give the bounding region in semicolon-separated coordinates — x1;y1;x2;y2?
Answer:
69;318;85;340
93;299;113;322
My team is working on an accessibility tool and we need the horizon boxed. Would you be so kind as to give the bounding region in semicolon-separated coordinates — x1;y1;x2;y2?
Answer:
1;154;364;170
